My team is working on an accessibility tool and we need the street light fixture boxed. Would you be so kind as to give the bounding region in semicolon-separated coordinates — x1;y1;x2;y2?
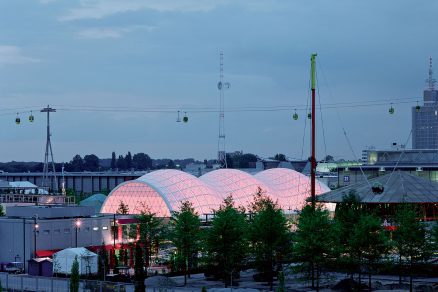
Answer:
33;215;39;258
75;219;81;247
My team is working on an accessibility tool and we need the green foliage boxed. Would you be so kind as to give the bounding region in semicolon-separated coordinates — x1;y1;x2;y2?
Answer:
201;286;207;292
294;205;336;289
205;196;249;286
333;190;364;272
132;153;152;170
70;256;80;292
125;152;132;170
274;154;286;161
0;204;5;217
111;152;116;170
134;203;165;267
0;279;3;292
276;271;285;292
83;154;100;171
116;200;130;214
431;221;438;252
349;214;389;286
98;242;109;280
249;189;291;290
134;243;145;292
170;201;201;285
393;204;433;290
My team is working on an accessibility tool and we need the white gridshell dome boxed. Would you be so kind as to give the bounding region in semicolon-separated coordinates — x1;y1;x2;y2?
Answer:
100;168;331;216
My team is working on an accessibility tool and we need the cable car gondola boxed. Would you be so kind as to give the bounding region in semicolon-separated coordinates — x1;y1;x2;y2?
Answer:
29;111;34;122
183;112;188;123
389;104;395;115
293;109;298;120
416;102;421;112
15;113;20;125
307;112;311;119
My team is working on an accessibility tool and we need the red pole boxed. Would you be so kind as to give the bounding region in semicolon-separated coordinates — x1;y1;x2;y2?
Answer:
310;53;317;209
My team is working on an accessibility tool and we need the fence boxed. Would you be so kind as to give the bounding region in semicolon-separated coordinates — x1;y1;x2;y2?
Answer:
0;272;131;292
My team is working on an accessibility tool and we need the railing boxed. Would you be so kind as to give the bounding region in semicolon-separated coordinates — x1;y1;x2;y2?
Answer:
0;272;130;292
0;194;75;205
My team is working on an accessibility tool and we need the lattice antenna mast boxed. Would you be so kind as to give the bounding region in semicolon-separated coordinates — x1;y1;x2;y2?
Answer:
427;57;436;90
41;105;58;193
217;51;230;168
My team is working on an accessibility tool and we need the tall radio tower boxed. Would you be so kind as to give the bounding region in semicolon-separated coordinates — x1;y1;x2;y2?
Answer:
217;51;230;168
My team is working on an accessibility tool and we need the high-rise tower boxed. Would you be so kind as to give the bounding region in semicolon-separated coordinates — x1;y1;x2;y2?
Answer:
217;51;230;167
412;58;438;149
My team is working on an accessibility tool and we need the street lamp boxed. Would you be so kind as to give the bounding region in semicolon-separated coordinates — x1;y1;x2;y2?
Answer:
33;215;39;258
74;219;81;247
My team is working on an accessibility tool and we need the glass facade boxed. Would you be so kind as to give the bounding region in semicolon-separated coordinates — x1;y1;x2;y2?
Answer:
412;89;438;149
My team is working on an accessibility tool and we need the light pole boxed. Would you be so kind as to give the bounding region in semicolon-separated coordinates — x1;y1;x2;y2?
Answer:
74;219;81;247
33;216;39;258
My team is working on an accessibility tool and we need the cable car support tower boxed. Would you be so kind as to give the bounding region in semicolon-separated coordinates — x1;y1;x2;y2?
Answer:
217;51;230;168
310;53;317;209
41;105;58;193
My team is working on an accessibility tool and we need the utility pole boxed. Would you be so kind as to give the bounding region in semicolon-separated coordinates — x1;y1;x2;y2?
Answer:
41;105;58;193
310;53;317;210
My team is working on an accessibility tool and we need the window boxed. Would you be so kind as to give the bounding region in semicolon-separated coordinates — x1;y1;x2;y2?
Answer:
64;228;70;234
85;227;90;232
93;227;99;231
54;229;60;235
43;230;50;235
102;226;108;230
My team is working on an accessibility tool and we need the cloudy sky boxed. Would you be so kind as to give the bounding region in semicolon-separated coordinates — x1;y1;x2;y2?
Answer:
0;0;437;163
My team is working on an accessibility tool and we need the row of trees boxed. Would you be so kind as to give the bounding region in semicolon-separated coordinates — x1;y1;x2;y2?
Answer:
92;190;437;291
295;192;436;291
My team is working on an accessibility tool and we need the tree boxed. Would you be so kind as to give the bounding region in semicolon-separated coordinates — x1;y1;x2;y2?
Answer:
167;160;176;169
83;154;99;171
393;204;433;291
333;191;365;275
349;214;389;288
117;155;127;170
170;201;201;285
98;242;109;280
294;205;336;290
431;221;438;254
111;152;116;170
117;201;130;215
70;256;80;292
0;205;5;216
205;196;248;287
133;153;152;170
249;189;291;290
69;155;84;172
134;243;146;292
274;154;286;161
134;204;165;268
324;155;334;162
125;152;132;170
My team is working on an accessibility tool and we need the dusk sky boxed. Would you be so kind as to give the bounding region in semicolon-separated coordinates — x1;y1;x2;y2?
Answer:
0;0;437;163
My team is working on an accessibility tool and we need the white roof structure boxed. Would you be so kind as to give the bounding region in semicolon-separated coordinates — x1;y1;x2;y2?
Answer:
101;169;221;217
200;169;273;209
52;247;97;275
100;168;331;216
9;181;38;188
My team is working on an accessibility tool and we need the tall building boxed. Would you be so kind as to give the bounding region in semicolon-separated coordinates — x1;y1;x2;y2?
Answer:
412;58;438;149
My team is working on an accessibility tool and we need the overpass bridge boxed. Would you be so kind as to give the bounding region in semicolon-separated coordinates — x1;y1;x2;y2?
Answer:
0;171;146;194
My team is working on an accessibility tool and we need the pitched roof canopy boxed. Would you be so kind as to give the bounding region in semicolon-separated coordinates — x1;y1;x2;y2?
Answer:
316;171;438;203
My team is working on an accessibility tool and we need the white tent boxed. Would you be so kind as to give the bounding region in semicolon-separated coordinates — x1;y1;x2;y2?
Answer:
52;247;98;275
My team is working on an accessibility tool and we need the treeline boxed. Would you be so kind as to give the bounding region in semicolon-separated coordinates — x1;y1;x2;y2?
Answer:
0;153;200;173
